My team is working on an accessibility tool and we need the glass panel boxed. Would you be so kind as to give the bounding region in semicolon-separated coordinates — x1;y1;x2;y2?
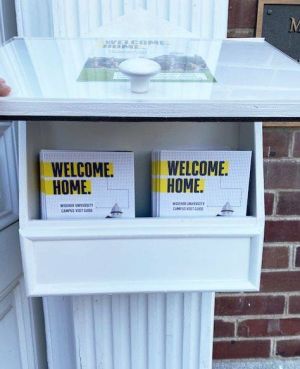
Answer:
0;37;299;102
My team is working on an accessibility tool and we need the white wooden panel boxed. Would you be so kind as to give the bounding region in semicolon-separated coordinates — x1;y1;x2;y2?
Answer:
0;279;47;369
51;0;79;38
0;132;46;369
0;222;21;294
20;231;260;296
0;0;17;43
60;292;215;369
0;122;18;230
15;0;229;38
78;0;100;35
43;296;76;369
0;289;23;369
199;293;215;369
15;0;53;37
130;294;147;369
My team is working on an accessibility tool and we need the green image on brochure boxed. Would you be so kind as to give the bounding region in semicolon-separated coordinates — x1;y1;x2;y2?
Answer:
78;39;216;83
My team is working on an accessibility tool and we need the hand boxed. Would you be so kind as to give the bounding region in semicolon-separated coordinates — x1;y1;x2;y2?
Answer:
0;78;11;96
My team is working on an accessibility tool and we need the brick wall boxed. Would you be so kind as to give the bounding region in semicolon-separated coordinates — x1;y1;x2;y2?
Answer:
214;128;300;359
213;1;300;360
228;0;258;38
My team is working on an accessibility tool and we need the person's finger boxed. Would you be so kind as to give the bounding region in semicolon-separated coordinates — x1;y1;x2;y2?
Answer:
0;78;6;84
0;84;11;96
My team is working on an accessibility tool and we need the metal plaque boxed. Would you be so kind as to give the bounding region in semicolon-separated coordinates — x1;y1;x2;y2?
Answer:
257;2;300;62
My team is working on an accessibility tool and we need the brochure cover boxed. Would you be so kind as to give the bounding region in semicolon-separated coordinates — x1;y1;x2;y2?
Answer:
40;150;135;219
78;39;216;83
152;150;252;217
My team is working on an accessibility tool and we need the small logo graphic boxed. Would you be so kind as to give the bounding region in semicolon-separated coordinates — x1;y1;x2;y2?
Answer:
218;202;234;216
106;203;123;218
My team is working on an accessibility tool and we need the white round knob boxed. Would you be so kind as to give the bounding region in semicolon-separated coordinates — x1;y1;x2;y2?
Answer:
119;58;161;93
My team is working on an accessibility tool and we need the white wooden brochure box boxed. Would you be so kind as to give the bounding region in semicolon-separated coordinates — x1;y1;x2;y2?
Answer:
19;120;264;296
3;32;299;369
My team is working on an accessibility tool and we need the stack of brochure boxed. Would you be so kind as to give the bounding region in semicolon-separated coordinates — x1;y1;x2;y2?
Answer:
152;150;252;217
40;150;135;219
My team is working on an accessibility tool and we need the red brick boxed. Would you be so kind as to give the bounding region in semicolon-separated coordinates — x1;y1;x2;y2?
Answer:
262;247;289;269
265;221;300;242
213;340;270;359
228;0;258;29
277;192;300;215
276;339;300;357
214;320;235;338
296;247;300;267
263;129;290;158
289;296;300;314
261;271;300;292
264;192;274;216
264;161;300;190
293;131;300;157
238;318;300;337
215;295;285;316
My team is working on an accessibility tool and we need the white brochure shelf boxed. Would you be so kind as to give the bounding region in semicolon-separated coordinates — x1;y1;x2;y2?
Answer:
0;35;284;369
19;120;264;296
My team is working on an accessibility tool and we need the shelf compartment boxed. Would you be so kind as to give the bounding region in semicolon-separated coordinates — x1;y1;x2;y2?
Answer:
19;120;264;296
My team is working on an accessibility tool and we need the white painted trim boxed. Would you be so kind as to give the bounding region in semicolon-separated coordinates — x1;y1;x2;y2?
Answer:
0;0;5;43
43;296;77;369
0;0;17;43
24;280;258;298
13;281;37;369
200;293;215;369
21;216;263;237
0;278;46;369
17;121;28;226
19;216;263;295
0;122;19;230
0;222;22;295
72;297;97;369
15;0;53;37
2;100;300;118
15;0;25;37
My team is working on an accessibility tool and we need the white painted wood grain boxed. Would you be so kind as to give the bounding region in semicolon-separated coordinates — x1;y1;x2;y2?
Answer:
0;223;21;298
15;0;53;37
129;294;147;369
93;295;114;369
66;293;215;369
43;296;76;369
0;277;46;369
0;0;17;43
3;100;300;119
15;0;229;38
0;122;18;230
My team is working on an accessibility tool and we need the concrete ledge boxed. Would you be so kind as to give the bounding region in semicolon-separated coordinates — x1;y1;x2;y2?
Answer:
214;359;300;369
